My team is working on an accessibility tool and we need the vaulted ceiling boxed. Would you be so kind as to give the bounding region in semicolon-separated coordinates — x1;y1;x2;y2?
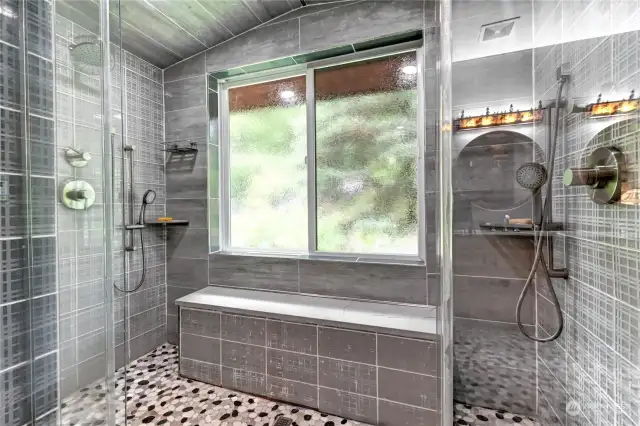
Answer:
56;0;305;68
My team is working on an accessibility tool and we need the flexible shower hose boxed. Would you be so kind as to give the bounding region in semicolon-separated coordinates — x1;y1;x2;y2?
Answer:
113;228;147;294
515;77;567;342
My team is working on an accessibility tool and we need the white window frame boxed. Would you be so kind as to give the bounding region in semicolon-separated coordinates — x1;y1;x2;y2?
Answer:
215;42;425;263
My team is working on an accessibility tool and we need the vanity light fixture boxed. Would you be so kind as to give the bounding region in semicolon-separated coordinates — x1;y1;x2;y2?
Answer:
455;104;544;131
587;91;638;118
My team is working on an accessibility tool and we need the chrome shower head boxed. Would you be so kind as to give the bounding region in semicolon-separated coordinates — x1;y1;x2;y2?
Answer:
142;189;157;205
69;36;102;74
138;190;157;225
516;162;548;190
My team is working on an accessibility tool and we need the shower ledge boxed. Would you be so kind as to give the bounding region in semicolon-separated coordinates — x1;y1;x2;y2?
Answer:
176;286;438;340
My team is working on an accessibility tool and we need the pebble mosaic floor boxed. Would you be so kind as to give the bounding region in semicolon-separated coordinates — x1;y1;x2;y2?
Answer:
60;344;539;426
453;403;539;426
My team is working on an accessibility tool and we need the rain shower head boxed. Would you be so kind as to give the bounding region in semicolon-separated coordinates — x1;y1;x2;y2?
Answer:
69;36;104;75
516;162;548;190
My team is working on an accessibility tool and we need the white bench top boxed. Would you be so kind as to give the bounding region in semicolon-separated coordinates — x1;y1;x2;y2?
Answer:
176;286;438;339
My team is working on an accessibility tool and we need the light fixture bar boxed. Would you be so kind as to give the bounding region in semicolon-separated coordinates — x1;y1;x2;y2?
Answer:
454;104;544;131
586;91;638;118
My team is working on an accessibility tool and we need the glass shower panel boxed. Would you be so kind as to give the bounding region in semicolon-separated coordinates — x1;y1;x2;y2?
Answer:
52;0;119;423
447;0;640;425
532;2;640;425
449;0;541;423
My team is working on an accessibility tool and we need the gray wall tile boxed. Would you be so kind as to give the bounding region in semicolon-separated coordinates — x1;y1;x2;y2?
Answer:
266;376;318;408
165;106;208;142
181;357;222;385
266;320;317;355
165;167;208;199
221;314;266;346
318;327;376;364
209;254;299;292
166;228;209;260
221;366;266;395
454;275;534;324
299;260;427;304
378;368;438;410
164;75;207;112
181;308;220;338
299;1;424;52
130;325;166;361
164;53;206;83
168;286;196;316
167;314;179;345
318;358;376;396
453;235;532;279
181;333;221;364
221;341;266;373
453;49;533;109
167;257;208;289
166;199;207;228
205;19;300;72
377;335;438;376
268;349;317;384
318;387;377;424
378;399;439;426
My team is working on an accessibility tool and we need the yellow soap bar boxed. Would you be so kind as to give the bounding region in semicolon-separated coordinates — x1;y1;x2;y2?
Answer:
157;217;173;222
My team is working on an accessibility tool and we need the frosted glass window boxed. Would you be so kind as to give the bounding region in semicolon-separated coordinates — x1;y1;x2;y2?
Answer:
228;76;308;250
314;52;419;254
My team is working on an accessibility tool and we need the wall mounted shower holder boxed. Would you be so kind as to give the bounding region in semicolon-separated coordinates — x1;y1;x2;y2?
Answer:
64;147;92;168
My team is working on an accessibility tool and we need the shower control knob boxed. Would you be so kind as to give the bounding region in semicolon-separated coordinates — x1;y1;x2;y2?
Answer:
67;189;87;201
563;166;616;188
562;147;626;204
61;180;96;210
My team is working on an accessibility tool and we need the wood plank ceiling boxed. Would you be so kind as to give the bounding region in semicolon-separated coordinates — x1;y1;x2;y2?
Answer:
56;0;305;68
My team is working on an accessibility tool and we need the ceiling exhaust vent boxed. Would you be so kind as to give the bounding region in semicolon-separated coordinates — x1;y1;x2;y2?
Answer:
479;17;519;42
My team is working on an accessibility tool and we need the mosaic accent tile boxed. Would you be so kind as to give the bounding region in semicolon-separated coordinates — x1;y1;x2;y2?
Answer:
61;344;369;426
60;343;540;426
454;403;539;426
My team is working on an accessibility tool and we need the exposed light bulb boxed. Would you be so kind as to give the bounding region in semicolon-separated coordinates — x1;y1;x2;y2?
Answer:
402;65;418;75
280;90;295;100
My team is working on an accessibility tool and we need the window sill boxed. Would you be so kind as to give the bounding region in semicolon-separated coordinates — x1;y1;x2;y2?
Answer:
210;250;425;267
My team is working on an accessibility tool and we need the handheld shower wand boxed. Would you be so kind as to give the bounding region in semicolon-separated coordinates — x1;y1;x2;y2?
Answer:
516;163;548;226
138;190;157;225
514;74;569;343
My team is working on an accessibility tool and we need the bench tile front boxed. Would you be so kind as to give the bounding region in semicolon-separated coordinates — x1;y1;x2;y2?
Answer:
179;306;439;426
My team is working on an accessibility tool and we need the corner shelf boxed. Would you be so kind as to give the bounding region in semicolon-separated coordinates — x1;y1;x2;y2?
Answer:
475;222;563;237
146;220;190;227
164;142;198;153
